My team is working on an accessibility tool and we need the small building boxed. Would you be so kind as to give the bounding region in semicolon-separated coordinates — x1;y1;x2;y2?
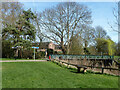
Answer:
32;42;62;53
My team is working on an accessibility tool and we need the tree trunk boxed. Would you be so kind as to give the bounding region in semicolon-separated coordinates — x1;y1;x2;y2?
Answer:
39;38;43;47
14;48;18;57
67;3;70;55
61;38;66;54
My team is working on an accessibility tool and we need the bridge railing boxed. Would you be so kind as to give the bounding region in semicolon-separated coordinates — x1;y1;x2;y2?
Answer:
50;54;114;60
51;58;120;76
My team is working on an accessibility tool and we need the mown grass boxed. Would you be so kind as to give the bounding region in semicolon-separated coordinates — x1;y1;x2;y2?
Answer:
114;56;120;58
2;62;119;88
114;56;120;63
1;58;46;60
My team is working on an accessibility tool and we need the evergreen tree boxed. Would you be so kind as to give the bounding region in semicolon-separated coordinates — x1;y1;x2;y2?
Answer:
2;9;36;58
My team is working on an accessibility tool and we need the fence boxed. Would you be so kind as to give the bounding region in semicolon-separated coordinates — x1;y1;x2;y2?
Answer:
50;54;120;76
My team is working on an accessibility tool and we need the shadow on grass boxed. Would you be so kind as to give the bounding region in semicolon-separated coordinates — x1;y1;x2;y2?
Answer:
69;68;119;77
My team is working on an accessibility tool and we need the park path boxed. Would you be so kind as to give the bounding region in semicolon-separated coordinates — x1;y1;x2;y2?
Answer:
0;60;48;62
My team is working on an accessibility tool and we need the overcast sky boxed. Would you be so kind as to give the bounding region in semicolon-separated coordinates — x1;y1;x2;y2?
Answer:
21;1;118;43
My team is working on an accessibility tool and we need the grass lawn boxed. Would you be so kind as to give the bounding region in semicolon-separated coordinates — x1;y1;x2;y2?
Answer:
2;62;119;88
114;56;120;58
1;58;46;60
114;56;120;63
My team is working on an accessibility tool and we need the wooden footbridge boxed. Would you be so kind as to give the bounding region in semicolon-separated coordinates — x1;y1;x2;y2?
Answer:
50;54;120;76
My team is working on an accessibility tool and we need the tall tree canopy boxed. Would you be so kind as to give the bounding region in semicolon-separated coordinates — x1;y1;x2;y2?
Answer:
2;2;23;28
2;5;36;58
38;2;92;54
69;35;84;55
2;9;36;47
95;38;116;55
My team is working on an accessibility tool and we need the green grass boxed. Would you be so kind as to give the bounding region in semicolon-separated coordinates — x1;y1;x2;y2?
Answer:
1;58;46;60
114;56;120;63
2;62;119;88
114;56;120;59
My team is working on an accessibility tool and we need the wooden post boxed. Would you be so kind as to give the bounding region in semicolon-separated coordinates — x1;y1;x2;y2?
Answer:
67;59;69;68
80;56;81;65
102;67;104;74
118;64;120;75
77;67;80;73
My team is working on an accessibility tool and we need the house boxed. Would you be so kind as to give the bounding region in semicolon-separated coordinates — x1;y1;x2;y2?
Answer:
39;42;55;52
32;42;62;53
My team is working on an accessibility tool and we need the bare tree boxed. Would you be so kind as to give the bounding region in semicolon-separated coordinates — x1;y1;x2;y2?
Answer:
69;34;84;55
81;25;95;49
108;2;120;33
39;2;92;54
34;12;44;43
2;2;23;28
94;26;110;39
108;2;120;55
2;2;23;40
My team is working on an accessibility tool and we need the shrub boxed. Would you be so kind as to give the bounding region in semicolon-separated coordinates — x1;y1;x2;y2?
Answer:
22;49;33;59
47;49;54;56
35;51;45;59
